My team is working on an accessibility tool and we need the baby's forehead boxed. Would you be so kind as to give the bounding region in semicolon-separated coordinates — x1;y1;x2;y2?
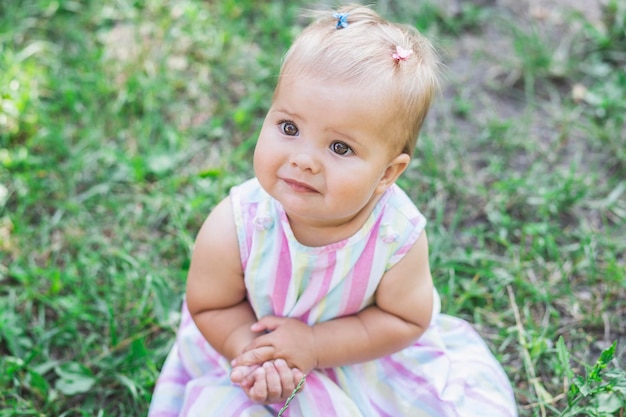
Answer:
275;65;393;99
274;71;392;106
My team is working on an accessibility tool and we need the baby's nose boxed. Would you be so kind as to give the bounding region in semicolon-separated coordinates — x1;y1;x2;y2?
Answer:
290;151;321;173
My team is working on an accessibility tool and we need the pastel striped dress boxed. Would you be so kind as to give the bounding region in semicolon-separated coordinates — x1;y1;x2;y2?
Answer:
148;178;518;417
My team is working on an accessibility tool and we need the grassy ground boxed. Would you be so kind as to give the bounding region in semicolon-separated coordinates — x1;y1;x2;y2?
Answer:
1;0;624;416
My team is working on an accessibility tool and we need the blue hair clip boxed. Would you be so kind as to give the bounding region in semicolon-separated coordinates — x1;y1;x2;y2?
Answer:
333;12;349;29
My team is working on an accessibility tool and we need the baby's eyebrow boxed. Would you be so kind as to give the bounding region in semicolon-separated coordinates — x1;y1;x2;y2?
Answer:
326;126;357;140
273;108;309;126
271;108;299;119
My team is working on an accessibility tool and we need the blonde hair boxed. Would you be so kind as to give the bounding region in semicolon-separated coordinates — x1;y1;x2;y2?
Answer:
276;4;440;156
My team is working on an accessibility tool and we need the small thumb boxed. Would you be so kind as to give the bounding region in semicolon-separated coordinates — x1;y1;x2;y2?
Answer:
250;315;284;332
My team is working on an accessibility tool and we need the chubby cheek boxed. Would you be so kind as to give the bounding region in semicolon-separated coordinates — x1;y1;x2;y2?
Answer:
252;147;267;180
327;172;378;206
253;137;278;181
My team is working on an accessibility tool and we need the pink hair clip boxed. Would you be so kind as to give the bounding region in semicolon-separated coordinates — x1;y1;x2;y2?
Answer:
392;45;413;62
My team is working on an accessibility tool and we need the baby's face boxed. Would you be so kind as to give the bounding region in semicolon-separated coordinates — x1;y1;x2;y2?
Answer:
253;74;404;229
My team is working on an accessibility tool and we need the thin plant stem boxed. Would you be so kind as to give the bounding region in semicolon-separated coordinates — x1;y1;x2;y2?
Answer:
508;285;547;417
276;374;307;417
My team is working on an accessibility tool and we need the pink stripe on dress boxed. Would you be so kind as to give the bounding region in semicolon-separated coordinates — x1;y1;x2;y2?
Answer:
383;356;453;416
341;217;382;315
271;231;292;316
179;384;204;416
304;373;339;415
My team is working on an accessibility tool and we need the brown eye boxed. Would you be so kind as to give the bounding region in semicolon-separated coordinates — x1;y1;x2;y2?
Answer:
280;121;299;136
330;141;352;155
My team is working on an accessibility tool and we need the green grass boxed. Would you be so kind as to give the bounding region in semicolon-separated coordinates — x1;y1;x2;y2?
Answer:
1;0;624;416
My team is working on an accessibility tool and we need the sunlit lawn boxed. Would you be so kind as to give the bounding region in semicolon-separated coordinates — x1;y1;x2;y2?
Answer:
1;0;624;415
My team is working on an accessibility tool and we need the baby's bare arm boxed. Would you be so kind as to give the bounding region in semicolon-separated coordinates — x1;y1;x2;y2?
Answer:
186;197;257;360
186;197;306;405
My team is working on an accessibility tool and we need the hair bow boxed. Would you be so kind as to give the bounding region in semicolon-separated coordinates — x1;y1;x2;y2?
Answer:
392;45;413;61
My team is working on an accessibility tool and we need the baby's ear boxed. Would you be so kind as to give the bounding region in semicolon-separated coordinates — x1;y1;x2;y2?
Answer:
376;153;410;194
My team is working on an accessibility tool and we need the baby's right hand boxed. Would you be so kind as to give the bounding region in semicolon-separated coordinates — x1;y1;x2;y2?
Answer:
232;359;304;404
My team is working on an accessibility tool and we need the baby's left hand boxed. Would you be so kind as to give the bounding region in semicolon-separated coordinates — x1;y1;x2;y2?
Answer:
232;316;318;373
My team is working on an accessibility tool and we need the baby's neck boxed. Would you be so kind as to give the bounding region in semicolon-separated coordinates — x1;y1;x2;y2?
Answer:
286;194;383;247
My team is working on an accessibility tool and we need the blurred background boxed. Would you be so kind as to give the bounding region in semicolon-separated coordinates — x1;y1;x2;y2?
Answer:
1;0;624;415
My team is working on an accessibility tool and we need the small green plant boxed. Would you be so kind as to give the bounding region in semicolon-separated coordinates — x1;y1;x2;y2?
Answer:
556;337;626;416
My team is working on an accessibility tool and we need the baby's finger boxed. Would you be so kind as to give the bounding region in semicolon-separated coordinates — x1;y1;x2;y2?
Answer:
232;346;275;367
263;361;283;401
230;364;259;385
250;316;286;333
248;366;268;403
292;367;305;383
274;359;295;394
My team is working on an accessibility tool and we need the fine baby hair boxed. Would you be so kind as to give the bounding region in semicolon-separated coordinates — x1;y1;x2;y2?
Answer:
277;4;440;155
